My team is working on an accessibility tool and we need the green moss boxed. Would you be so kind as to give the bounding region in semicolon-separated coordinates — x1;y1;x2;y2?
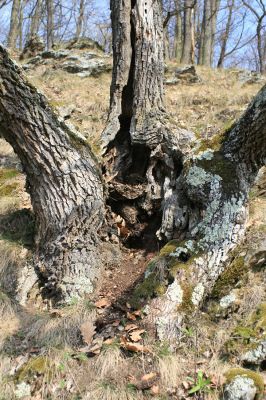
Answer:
197;151;238;196
251;303;266;330
17;356;52;383
0;209;35;247
196;130;227;153
225;368;264;397
0;169;20;183
178;283;195;312
169;261;188;279
130;272;167;309
223;303;266;359
211;256;247;299
159;240;181;256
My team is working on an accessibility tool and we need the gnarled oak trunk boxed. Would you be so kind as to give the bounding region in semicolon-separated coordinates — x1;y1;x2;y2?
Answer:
102;0;266;343
0;46;105;302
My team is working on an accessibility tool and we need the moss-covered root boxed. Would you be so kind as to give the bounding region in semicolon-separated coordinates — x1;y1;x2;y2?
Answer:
224;368;264;399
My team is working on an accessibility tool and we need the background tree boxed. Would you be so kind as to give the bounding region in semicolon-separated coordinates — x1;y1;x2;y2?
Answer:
7;0;20;49
181;0;196;64
242;0;266;73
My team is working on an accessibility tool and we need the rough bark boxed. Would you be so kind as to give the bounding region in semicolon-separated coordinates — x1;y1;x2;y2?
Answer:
8;0;20;49
102;0;193;247
144;85;266;343
102;0;266;345
0;45;105;302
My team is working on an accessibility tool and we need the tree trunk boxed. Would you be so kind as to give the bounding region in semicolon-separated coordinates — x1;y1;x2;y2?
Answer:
210;0;220;63
199;0;212;66
0;45;105;302
101;0;266;343
30;0;42;39
173;0;183;62
217;0;234;68
46;0;54;50
18;0;24;51
8;0;20;49
76;0;85;39
181;0;195;64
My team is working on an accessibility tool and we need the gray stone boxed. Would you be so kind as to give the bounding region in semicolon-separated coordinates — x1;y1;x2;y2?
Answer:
238;70;266;85
175;65;201;83
223;376;257;400
41;50;70;59
62;55;111;76
242;341;266;365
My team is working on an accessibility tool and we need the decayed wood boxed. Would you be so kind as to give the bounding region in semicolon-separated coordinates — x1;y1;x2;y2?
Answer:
0;45;105;301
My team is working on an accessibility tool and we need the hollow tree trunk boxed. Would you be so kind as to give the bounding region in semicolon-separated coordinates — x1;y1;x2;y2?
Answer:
8;0;20;49
0;46;105;302
102;0;266;344
102;0;193;247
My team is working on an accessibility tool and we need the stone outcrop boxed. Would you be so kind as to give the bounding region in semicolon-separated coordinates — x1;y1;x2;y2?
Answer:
22;49;112;78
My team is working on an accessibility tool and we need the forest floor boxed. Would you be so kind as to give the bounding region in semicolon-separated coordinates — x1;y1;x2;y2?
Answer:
0;45;265;400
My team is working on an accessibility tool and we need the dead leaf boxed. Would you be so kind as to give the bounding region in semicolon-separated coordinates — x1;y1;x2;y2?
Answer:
124;323;139;332
151;385;160;395
129;329;145;342
104;338;115;345
80;320;96;345
134;372;160;390
133;310;142;317
95;298;111;308
127;312;137;321
141;372;158;382
121;341;149;353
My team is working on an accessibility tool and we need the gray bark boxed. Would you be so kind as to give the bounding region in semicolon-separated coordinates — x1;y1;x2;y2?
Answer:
173;0;182;61
102;0;266;345
76;0;85;39
46;0;53;50
8;0;20;49
199;0;219;66
181;0;195;64
30;0;42;38
0;45;105;302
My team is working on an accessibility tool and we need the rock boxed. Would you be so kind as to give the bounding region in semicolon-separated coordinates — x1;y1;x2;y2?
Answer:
41;49;70;59
165;77;179;85
224;369;264;400
242;341;266;366
20;35;44;60
219;292;237;308
175;65;201;83
57;104;76;120
238;70;266;85
62;54;111;77
223;376;257;400
66;37;104;52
